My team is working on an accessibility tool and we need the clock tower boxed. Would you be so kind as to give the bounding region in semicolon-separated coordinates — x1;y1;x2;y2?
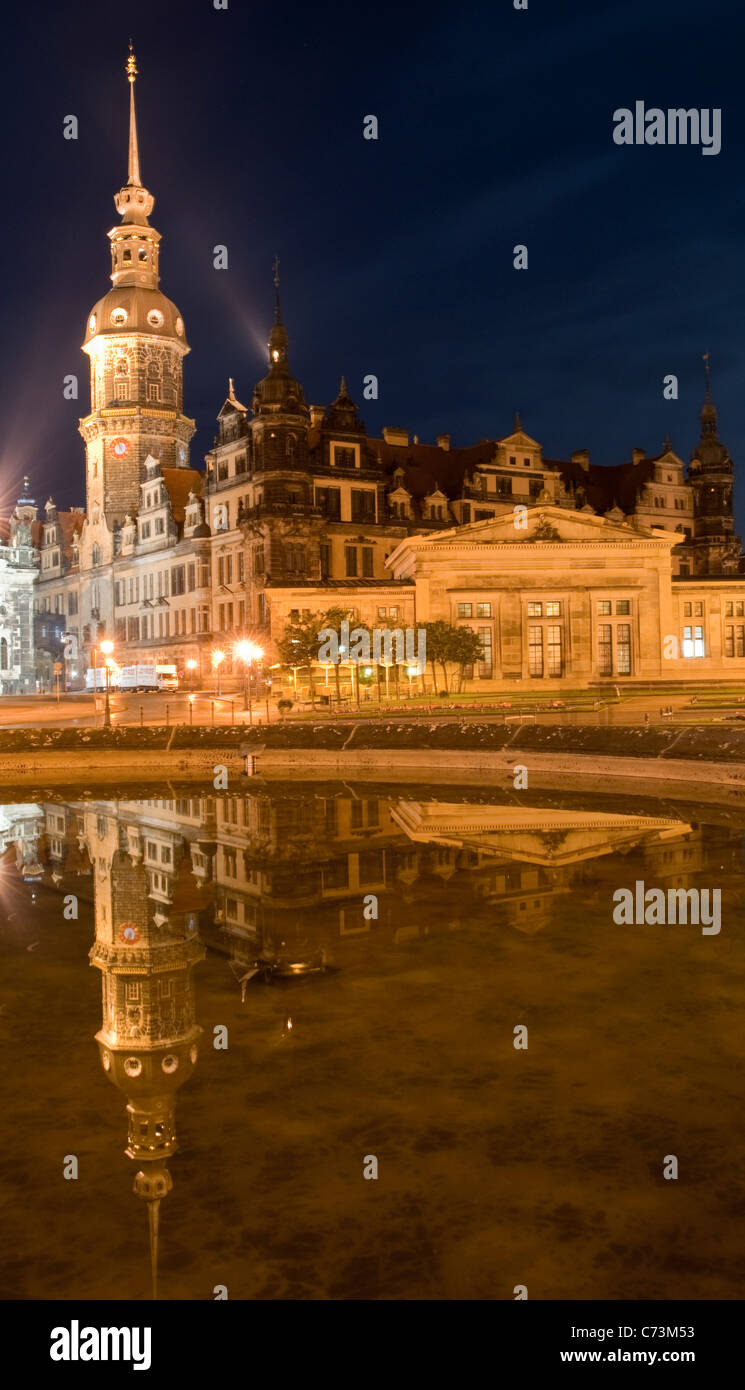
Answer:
79;45;195;535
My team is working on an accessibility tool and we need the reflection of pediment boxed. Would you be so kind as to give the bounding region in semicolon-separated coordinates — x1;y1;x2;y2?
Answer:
391;803;691;869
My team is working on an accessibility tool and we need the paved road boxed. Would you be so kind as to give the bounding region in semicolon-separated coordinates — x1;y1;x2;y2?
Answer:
0;690;735;730
0;691;275;729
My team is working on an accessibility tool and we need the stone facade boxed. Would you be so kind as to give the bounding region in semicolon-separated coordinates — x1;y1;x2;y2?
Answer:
23;51;745;694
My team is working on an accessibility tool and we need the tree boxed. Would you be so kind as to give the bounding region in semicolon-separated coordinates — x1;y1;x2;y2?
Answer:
276;613;322;705
422;620;453;693
321;605;355;702
446;625;483;691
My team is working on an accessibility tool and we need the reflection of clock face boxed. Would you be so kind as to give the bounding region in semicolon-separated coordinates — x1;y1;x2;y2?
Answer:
178;447;186;462
119;924;139;943
111;438;130;458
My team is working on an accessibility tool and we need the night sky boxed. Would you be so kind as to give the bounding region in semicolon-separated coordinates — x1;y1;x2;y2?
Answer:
2;0;744;528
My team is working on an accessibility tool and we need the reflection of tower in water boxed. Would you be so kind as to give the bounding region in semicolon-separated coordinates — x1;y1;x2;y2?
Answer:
89;844;205;1298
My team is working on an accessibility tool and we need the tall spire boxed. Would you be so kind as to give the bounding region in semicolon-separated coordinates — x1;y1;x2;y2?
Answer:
700;350;718;438
273;255;282;325
126;41;141;187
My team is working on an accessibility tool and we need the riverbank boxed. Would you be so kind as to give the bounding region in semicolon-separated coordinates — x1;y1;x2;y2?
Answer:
0;719;743;791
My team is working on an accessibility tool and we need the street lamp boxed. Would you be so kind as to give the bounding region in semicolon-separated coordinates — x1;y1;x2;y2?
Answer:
100;639;114;730
186;657;198;691
211;648;225;697
234;640;264;722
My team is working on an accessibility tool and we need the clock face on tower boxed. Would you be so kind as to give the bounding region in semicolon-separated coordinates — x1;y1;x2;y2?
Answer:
111;437;131;458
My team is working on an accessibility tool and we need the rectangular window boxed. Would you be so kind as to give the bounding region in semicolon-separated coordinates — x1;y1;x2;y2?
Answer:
345;548;358;577
457;603;472;618
316;487;341;520
476;602;492;617
528;625;543;677
333;446;356;469
187;562;196;592
545;601;561;617
616;599;630;615
362;547;374;578
389;607;399;619
320;543;330;578
683;602;692;617
598;624;613;676
478;627;493;679
597;600;612;615
616;623;631;675
527;602;542;617
171;565;185;596
737;602;745;618
738;626;745;658
237;553;244;582
546;624;562;677
694;624;704;657
351;490;376;524
462;503;471;522
155;517;164;534
377;607;387;620
725;625;735;658
694;602;704;617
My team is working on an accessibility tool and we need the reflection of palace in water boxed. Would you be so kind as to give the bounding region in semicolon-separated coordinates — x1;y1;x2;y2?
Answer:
2;789;743;1296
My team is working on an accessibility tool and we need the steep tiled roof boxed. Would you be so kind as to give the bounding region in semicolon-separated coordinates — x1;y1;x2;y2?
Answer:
548;457;660;515
161;468;204;523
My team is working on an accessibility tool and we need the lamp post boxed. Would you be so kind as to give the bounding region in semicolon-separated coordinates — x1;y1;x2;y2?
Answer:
100;639;114;730
211;648;225;698
234;641;264;723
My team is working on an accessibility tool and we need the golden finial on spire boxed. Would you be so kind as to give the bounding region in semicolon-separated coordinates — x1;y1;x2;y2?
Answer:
127;39;137;84
273;255;280;289
125;40;142;187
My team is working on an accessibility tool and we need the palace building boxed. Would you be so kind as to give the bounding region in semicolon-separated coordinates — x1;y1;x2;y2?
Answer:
25;49;745;693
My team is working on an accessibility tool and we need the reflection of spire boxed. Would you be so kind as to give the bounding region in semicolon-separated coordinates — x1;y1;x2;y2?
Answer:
91;843;204;1300
126;41;141;187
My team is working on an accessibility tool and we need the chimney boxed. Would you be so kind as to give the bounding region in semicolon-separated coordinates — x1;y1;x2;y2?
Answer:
570;449;590;472
631;448;645;465
309;405;324;428
436;433;451;451
382;426;409;446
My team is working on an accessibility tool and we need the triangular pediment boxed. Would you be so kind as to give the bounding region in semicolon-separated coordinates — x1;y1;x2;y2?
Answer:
497;428;542;450
423;505;672;545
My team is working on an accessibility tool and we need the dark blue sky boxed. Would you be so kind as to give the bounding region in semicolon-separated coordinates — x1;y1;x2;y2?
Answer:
2;0;744;527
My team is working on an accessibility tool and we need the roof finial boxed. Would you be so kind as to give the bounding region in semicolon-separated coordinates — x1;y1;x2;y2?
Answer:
340;374;348;395
703;349;712;400
513;410;523;432
126;41;141;187
273;255;281;325
663;432;672;453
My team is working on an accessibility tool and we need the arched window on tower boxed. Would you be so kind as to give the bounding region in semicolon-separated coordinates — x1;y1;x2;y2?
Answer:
286;435;297;461
147;356;161;403
114;357;129;402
